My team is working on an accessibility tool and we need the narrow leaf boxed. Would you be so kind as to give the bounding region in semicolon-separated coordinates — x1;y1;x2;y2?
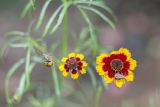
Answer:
35;0;52;31
21;1;33;18
9;43;28;48
40;5;63;40
74;1;117;21
5;31;26;37
14;63;35;102
79;5;115;29
0;43;9;58
30;0;36;10
78;7;98;56
25;48;31;89
49;3;71;34
29;37;47;53
5;59;25;105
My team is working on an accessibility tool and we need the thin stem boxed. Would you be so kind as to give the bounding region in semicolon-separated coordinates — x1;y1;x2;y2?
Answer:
25;47;31;90
87;67;97;89
62;11;68;56
51;67;60;99
61;0;68;56
95;85;103;107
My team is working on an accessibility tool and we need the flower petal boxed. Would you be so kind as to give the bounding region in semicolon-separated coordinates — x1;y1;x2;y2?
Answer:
104;75;114;83
96;65;105;75
80;68;86;74
76;54;84;60
61;57;68;63
82;61;88;67
62;71;69;77
96;54;108;64
118;48;131;60
129;58;137;71
114;79;125;88
110;51;117;55
59;64;65;71
68;53;76;58
71;72;79;79
125;71;134;81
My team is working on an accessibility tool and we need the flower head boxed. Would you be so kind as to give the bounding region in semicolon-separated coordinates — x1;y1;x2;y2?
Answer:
59;53;88;79
96;48;137;88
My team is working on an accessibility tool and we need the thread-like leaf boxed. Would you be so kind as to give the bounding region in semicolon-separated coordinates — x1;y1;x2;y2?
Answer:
21;0;35;18
25;47;31;89
0;43;9;58
9;43;28;48
5;31;26;37
30;0;36;10
78;7;98;56
13;63;35;102
40;5;63;40
5;59;25;105
49;3;71;34
75;1;117;22
35;0;52;31
30;37;47;53
79;5;115;29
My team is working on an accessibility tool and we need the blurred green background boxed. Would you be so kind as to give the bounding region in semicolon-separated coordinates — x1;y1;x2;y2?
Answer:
0;0;160;107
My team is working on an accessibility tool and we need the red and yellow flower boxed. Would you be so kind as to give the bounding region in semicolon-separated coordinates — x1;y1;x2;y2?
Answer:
59;53;88;79
96;48;137;88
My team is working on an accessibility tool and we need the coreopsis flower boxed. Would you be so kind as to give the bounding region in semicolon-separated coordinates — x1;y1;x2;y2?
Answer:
59;53;88;79
96;48;137;88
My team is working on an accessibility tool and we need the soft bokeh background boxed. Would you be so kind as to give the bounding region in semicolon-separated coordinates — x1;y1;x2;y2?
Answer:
1;0;160;107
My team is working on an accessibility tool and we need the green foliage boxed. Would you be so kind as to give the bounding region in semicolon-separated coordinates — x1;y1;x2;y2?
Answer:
35;0;52;31
28;96;56;107
21;0;36;18
3;0;116;107
5;59;25;106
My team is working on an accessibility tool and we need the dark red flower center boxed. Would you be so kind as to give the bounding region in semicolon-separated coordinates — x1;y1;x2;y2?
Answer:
110;59;123;72
64;57;83;74
67;57;77;70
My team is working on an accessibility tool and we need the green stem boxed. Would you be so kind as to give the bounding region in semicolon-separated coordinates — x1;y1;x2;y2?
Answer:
25;47;31;90
51;67;60;99
95;85;103;107
62;11;68;56
87;67;97;89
